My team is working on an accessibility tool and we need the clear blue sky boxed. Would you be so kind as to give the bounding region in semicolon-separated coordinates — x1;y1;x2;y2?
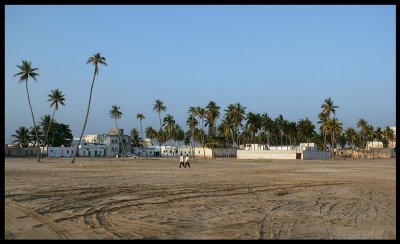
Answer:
5;5;396;144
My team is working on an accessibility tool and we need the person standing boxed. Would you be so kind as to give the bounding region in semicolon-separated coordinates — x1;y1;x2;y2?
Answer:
185;154;190;168
179;153;185;168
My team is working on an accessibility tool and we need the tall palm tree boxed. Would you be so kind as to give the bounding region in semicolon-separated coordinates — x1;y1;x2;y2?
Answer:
320;97;339;159
109;105;125;156
153;99;166;147
163;114;176;157
12;126;32;148
186;114;198;155
261;113;272;147
275;114;285;146
383;126;395;149
194;106;207;158
246;112;261;149
318;112;329;160
329;117;342;160
366;124;375;158
375;127;383;150
225;103;246;147
205;101;220;138
356;118;368;158
188;106;198;156
45;89;65;156
345;127;357;159
14;60;41;162
72;53;107;163
136;113;147;158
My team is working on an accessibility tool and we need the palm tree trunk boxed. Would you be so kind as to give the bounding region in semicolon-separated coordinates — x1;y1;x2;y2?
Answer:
140;122;147;158
331;132;334;160
72;72;96;163
45;109;56;157
323;131;327;160
26;81;40;162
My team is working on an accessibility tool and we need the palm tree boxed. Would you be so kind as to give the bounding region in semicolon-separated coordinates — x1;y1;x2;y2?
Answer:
72;53;107;163
225;103;246;147
318;112;329;160
194;106;207;158
136;113;147;158
145;126;158;146
205;101;220;138
109;105;125;156
186;114;198;153
163;114;176;157
366;124;375;158
12;126;32;148
130;128;141;147
246;112;261;149
261;113;272;147
275;115;285;146
44;89;65;156
153;99;166;148
329;117;342;160
188;106;198;157
356;118;368;158
383;126;395;148
345;127;357;159
320;97;339;159
375;127;383;151
14;60;41;162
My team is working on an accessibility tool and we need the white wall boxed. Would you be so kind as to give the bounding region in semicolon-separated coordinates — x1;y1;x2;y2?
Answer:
237;150;298;159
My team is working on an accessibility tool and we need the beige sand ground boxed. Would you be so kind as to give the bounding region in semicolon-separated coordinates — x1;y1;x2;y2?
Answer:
5;157;396;240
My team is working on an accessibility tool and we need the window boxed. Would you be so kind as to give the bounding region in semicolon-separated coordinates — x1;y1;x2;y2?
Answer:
83;151;86;155
67;150;69;153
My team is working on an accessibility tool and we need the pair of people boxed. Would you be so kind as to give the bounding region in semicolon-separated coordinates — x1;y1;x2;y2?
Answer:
179;154;190;168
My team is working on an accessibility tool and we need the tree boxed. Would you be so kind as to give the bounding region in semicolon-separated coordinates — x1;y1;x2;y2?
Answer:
383;126;395;148
205;101;220;138
45;89;65;156
14;60;41;162
329;117;342;160
246;112;261;149
29;125;44;149
153;99;166;147
194;106;207;158
375;127;383;150
318;112;330;160
47;122;73;147
163;114;175;157
356;118;368;158
136;113;147;158
72;53;107;163
109;105;125;155
12;126;32;148
320;97;339;159
345;127;357;159
130;128;142;147
188;106;198;157
225;103;246;147
145;126;158;146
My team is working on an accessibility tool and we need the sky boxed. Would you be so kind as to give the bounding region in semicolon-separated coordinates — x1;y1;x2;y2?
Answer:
4;5;396;144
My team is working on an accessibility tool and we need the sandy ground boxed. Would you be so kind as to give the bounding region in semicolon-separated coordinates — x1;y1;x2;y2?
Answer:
4;156;396;240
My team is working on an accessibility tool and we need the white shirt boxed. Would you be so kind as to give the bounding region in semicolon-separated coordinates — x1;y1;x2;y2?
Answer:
185;156;189;163
180;155;184;162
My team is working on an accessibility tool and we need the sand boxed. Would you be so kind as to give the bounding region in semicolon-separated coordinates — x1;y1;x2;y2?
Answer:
4;156;396;239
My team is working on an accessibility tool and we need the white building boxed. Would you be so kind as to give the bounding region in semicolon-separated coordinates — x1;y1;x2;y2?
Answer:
366;141;384;149
48;143;107;157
